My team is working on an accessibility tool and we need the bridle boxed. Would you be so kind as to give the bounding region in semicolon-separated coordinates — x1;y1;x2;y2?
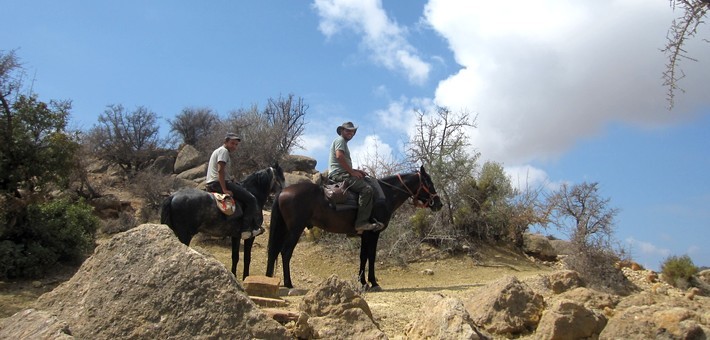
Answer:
378;171;439;208
267;166;284;193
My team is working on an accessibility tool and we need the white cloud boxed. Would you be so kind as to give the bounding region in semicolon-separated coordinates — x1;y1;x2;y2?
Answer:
350;134;395;169
626;237;671;257
313;0;431;84
504;165;561;193
293;133;329;157
423;0;710;166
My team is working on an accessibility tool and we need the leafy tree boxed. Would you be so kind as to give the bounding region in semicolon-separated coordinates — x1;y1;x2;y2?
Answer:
456;161;516;241
169;107;219;146
0;50;78;194
406;106;479;224
88;104;163;176
0;199;98;278
663;0;709;109
0;50;98;279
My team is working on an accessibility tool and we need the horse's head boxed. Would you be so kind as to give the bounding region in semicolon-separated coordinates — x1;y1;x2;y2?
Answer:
416;165;443;211
269;162;286;194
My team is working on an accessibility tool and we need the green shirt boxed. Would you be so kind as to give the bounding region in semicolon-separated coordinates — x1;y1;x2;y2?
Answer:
328;136;351;178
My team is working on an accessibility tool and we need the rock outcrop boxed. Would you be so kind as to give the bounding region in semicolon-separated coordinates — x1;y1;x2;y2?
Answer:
5;224;287;339
404;293;488;339
465;275;545;337
297;274;386;339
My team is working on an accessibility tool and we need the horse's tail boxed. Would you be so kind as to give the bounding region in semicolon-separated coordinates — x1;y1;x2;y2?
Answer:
160;196;172;227
266;192;286;276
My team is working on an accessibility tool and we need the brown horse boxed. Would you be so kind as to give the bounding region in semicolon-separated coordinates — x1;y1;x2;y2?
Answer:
266;165;443;290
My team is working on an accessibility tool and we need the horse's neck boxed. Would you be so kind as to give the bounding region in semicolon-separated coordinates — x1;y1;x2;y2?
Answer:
242;173;270;208
382;174;418;211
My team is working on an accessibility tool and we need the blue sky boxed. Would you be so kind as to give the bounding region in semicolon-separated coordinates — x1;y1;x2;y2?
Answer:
3;1;708;270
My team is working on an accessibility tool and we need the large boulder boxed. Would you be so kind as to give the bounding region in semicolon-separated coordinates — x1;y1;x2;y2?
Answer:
556;287;620;311
280;155;317;173
535;299;607;340
465;275;545;337
600;305;708;339
285;172;314;186
150;154;176;175
522;233;557;261
546;270;585;294
173;144;203;174
297;275;386;339
25;224;287;339
404;293;488;339
175;163;207;181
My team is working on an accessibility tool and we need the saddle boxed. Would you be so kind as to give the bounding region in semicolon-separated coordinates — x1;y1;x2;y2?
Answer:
323;177;386;212
210;192;238;216
324;181;349;204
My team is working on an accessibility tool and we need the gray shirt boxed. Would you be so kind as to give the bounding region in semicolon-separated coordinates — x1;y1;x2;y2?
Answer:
328;136;351;178
206;145;232;183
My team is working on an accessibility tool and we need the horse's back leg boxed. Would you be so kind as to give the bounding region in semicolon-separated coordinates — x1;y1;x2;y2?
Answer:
242;237;254;280
280;231;301;289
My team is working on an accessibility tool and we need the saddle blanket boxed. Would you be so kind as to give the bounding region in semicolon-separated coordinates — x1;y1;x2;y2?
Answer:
211;192;237;216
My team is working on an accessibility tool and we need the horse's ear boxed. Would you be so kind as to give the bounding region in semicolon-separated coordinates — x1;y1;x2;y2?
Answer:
420;165;426;174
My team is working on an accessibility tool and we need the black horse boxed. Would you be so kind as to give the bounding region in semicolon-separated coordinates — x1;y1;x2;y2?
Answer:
266;165;443;290
160;163;285;278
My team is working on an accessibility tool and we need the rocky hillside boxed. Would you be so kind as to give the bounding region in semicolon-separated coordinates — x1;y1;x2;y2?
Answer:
1;222;709;339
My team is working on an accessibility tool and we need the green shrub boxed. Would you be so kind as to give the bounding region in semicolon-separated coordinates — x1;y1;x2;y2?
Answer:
0;199;99;279
661;254;698;289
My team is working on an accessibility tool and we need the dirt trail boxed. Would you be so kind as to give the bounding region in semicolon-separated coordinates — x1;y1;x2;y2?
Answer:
196;235;551;337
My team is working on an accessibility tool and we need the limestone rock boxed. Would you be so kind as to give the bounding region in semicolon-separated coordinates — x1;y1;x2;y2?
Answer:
298;275;386;339
556;287;620;311
173;144;203;174
175;163;207;181
280;155;317;173
600;305;707;339
522;233;557;261
547;270;584;294
465;275;545;336
535;299;607;340
28;224;287;339
404;293;488;340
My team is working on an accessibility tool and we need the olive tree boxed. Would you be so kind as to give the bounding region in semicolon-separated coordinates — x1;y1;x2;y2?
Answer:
406;106;479;224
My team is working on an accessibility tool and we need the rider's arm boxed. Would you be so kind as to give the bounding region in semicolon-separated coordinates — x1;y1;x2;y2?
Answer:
335;150;364;179
217;161;231;195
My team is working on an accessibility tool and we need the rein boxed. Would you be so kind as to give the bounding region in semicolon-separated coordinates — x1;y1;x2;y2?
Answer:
377;172;438;208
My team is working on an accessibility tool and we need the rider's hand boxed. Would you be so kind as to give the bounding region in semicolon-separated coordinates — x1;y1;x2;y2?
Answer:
350;170;364;179
225;190;234;197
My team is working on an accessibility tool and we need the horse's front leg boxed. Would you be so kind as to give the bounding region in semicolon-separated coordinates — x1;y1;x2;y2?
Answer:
230;236;240;277
242;237;254;280
358;236;369;288
366;232;382;291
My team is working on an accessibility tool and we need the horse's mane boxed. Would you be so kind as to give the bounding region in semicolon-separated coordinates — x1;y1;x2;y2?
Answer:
378;170;417;184
240;168;270;187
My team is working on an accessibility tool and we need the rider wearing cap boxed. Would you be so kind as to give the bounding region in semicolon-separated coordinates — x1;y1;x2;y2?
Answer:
205;133;265;240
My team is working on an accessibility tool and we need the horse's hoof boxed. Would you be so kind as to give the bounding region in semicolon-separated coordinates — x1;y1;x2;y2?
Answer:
368;285;383;292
